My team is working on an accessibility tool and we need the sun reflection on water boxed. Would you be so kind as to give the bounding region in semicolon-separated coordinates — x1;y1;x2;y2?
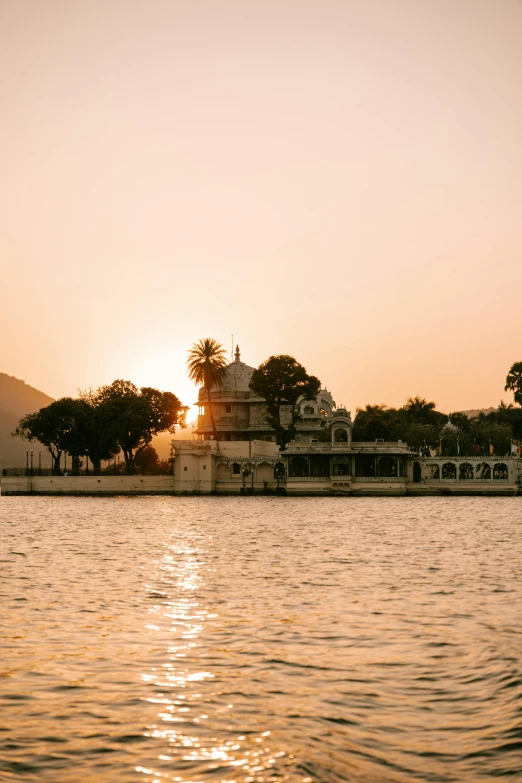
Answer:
138;535;301;783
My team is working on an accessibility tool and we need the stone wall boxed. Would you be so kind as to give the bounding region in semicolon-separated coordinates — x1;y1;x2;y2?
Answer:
1;475;176;495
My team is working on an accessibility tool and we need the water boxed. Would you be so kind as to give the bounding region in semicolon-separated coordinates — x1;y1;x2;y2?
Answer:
1;497;521;783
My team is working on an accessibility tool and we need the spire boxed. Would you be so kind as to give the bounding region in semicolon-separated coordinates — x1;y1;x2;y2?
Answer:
234;345;241;363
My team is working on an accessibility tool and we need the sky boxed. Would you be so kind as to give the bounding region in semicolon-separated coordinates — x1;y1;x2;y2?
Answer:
1;0;521;417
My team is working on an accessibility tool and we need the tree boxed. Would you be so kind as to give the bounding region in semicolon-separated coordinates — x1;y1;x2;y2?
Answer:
495;401;522;441
400;423;441;452
352;404;399;441
15;398;83;473
134;444;161;474
76;389;120;473
95;380;187;473
470;420;512;456
249;355;321;449
186;338;228;440
403;396;435;423
505;362;522;406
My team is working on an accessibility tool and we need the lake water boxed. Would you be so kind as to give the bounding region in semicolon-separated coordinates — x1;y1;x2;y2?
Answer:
1;496;521;783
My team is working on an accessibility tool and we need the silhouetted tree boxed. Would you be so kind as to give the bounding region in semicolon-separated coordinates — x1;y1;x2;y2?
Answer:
403;396;437;424
15;398;83;473
95;380;187;473
470;420;512;456
187;338;228;440
134;444;161;474
352;404;401;441
249;355;320;449
75;389;120;473
505;362;522;406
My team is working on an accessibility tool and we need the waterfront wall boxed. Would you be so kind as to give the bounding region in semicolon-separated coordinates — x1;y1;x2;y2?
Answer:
1;475;176;495
1;474;519;496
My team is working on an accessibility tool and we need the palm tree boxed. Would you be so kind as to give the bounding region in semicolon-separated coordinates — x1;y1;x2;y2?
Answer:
505;362;522;406
187;338;228;440
403;396;436;424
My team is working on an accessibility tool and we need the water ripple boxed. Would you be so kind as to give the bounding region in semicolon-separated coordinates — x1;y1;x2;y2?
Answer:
0;496;521;781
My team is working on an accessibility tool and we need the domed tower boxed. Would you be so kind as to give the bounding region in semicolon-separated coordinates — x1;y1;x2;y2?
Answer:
196;346;273;441
330;407;352;446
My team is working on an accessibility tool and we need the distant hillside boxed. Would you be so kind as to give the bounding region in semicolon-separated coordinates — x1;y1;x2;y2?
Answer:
460;407;497;419
0;374;54;470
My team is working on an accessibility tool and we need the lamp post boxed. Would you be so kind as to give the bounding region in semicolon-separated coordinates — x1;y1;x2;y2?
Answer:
26;450;29;475
38;451;41;476
30;450;34;476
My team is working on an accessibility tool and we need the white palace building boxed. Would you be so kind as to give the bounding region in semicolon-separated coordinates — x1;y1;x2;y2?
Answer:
172;349;522;496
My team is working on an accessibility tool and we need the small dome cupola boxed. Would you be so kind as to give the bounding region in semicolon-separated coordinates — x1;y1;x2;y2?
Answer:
331;406;352;445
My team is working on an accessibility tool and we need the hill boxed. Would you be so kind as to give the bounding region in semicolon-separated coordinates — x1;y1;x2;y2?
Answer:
0;374;54;470
460;407;497;419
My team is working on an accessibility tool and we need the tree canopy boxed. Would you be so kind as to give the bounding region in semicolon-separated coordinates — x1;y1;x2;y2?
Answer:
249;355;321;449
95;380;187;472
15;398;86;473
15;381;187;473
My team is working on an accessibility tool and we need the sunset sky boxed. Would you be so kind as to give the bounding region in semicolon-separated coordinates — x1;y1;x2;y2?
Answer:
1;0;521;417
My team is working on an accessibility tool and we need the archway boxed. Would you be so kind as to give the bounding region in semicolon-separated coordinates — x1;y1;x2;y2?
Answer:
459;462;473;480
412;461;421;482
476;462;491;480
442;462;456;479
216;463;229;480
333;456;350;476
493;463;508;480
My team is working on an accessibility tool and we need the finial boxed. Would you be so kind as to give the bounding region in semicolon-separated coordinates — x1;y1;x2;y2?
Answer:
234;345;241;362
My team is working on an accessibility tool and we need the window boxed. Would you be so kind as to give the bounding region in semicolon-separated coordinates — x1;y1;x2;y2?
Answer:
289;457;309;477
333;456;350;476
376;456;397;477
232;462;241;475
303;405;314;415
224;404;232;413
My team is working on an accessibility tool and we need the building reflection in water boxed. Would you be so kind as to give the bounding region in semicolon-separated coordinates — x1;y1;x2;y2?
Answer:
137;534;298;783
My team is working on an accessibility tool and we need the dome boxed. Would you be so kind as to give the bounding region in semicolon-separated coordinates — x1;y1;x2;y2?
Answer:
215;359;255;393
211;345;255;394
333;407;351;418
441;417;458;433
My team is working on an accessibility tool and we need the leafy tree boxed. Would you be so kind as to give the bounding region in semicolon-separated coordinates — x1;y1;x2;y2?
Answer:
352;404;399;441
470;420;512;456
75;389;120;473
403;396;436;424
505;362;522;406
187;338;228;440
134;445;160;474
95;380;187;473
495;401;522;441
400;423;441;452
353;399;448;450
249;355;321;449
15;398;83;473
